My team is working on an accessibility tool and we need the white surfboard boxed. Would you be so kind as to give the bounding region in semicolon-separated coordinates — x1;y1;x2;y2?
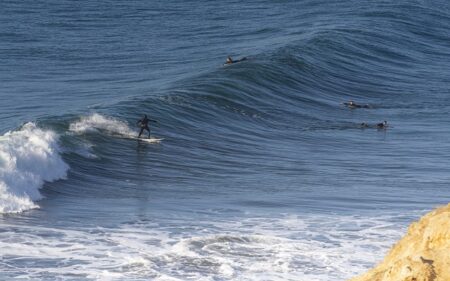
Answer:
125;136;164;143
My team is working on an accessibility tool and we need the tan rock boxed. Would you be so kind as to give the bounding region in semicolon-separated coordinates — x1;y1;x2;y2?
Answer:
349;203;450;281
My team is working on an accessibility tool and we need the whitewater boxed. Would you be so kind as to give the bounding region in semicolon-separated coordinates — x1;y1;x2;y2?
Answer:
0;123;68;213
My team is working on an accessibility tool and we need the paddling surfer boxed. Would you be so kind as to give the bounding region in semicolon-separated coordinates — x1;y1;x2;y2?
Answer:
224;56;247;65
343;100;370;109
377;121;388;129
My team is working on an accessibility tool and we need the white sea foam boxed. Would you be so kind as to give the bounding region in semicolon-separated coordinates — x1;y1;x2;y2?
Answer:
0;123;69;213
69;113;136;137
0;213;408;280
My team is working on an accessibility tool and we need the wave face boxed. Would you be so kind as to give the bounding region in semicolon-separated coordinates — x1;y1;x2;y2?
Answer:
0;123;69;213
1;0;450;280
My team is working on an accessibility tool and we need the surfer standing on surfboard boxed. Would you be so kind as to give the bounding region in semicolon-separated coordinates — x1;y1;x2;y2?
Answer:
137;114;157;138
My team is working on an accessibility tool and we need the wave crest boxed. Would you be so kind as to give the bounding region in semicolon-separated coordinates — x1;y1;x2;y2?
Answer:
69;113;136;137
0;123;69;213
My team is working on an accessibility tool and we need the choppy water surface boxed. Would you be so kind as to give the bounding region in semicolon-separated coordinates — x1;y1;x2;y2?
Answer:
1;0;450;280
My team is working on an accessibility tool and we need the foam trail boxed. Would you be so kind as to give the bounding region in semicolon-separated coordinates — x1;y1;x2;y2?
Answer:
0;214;405;280
0;123;69;214
69;113;136;137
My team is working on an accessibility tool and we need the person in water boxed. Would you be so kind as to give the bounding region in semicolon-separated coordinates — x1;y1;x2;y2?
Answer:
377;120;388;129
225;56;247;65
344;100;370;109
226;56;234;64
137;114;157;138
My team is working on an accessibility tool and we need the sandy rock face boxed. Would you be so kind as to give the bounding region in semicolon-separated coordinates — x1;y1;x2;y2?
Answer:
349;203;450;281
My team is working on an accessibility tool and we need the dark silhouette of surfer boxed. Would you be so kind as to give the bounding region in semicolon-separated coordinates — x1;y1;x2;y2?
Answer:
137;115;157;138
343;100;370;109
360;122;369;128
359;121;389;129
377;120;388;129
225;56;247;65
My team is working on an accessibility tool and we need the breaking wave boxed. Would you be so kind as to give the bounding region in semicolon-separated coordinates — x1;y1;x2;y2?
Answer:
0;123;69;213
69;113;136;137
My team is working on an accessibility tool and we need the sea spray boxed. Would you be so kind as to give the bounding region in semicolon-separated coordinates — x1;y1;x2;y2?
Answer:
69;113;136;137
0;123;69;213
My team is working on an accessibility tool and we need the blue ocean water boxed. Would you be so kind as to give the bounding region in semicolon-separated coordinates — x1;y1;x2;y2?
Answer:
1;0;450;280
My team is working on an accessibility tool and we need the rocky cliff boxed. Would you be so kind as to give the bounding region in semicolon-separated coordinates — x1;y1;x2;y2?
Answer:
349;203;450;281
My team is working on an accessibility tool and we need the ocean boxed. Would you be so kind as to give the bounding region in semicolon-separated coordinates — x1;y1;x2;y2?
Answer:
1;0;450;280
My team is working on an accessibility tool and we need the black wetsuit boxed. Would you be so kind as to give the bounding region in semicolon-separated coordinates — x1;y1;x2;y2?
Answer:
225;57;247;65
138;116;151;138
344;103;369;109
377;122;387;129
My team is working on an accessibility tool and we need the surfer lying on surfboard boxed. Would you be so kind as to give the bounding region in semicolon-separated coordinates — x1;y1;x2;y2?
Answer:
137;114;157;138
224;56;247;65
359;121;389;129
343;100;370;109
